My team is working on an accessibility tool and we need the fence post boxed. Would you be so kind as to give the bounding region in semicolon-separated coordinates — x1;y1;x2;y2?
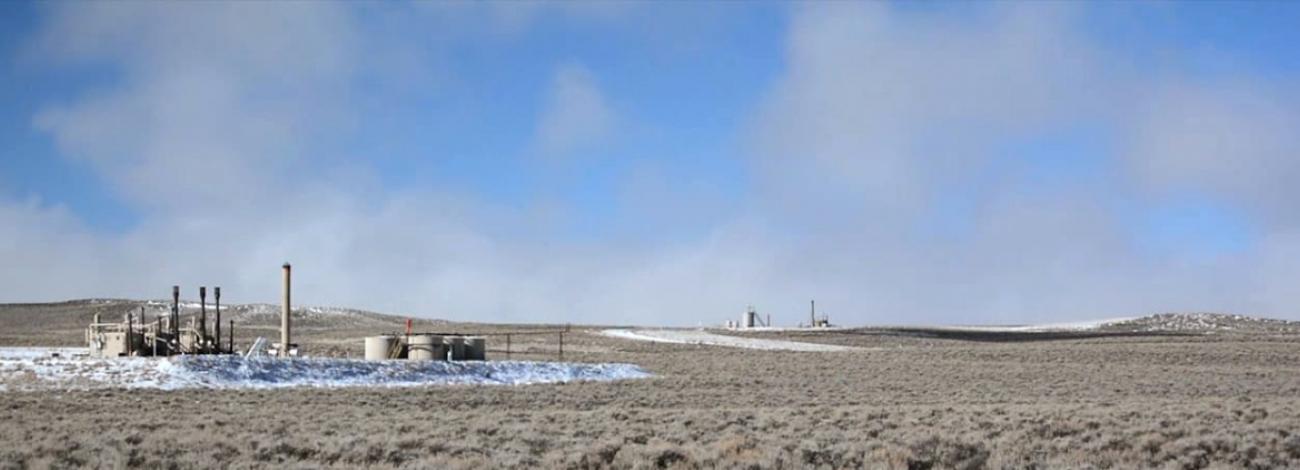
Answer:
558;331;564;361
506;334;512;360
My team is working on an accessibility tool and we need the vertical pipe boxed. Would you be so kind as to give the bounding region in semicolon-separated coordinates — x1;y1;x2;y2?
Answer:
281;263;291;358
811;300;816;327
228;319;234;354
506;334;511;360
558;331;564;360
171;285;180;351
126;312;133;356
214;287;221;354
199;286;207;351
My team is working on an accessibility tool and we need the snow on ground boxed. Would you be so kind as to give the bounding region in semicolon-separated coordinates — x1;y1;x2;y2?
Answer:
602;329;859;352
928;317;1139;333
0;347;88;359
0;349;649;391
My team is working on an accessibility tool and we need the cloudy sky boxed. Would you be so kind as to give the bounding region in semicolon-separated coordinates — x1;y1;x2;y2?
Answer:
2;2;1299;326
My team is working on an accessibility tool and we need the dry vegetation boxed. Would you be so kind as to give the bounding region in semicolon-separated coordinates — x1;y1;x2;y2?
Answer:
4;301;1300;468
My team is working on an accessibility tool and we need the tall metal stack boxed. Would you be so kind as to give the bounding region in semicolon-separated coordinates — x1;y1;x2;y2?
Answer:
170;286;180;346
281;262;292;358
214;287;221;353
199;286;208;347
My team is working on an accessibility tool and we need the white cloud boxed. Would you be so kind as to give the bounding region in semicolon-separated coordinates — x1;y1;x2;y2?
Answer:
30;2;357;212
737;3;1300;323
1125;80;1300;223
534;63;615;158
7;3;1300;327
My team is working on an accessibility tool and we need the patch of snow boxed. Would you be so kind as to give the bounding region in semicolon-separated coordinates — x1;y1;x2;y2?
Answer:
0;355;650;391
602;329;858;352
931;317;1139;333
0;347;89;359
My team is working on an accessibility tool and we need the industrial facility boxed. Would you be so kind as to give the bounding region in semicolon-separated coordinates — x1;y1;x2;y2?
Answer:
84;284;238;358
85;263;301;358
85;262;491;361
363;334;486;361
725;301;831;329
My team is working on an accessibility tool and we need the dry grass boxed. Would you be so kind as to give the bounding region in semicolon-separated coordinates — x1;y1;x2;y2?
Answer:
4;301;1300;468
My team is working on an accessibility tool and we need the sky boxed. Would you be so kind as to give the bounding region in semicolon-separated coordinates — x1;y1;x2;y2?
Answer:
1;2;1299;326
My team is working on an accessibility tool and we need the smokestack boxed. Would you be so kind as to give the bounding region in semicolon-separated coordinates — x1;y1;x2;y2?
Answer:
125;312;133;356
281;263;292;358
199;286;207;347
171;285;180;343
214;287;221;354
810;300;816;327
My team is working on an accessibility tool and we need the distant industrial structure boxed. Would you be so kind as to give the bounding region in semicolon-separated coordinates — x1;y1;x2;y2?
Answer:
808;300;831;328
725;301;831;329
85;263;299;358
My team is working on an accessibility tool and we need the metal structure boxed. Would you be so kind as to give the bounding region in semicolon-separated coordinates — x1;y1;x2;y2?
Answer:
86;264;299;358
738;305;768;329
808;300;831;327
279;263;293;358
362;334;487;361
85;286;232;358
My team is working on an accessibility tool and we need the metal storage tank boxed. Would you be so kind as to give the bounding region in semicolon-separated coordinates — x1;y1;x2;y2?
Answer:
364;336;396;361
464;337;486;360
444;336;466;360
408;335;445;361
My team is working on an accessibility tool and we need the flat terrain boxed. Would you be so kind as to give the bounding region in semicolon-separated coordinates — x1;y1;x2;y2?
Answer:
3;301;1300;468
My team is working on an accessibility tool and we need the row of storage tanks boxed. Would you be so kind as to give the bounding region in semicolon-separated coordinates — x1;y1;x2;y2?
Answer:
364;335;487;361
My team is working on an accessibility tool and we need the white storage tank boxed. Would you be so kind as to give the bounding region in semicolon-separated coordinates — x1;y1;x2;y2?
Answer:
463;337;486;360
364;336;397;361
408;335;445;361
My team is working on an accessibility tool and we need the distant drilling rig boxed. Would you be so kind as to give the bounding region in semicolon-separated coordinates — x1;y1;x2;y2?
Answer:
84;263;297;358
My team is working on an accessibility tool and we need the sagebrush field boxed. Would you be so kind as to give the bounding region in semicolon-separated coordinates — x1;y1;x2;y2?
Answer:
3;301;1300;469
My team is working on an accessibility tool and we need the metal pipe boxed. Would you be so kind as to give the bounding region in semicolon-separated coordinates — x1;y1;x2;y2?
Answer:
171;286;180;347
214;287;221;354
199;286;207;350
228;319;234;354
811;300;816;327
281;263;291;358
126;312;133;356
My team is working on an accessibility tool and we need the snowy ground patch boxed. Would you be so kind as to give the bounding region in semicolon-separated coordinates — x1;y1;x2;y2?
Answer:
0;353;650;391
0;347;89;359
602;329;859;352
927;317;1139;333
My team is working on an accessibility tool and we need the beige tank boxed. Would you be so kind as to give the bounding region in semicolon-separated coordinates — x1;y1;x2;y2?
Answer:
408;335;445;361
463;337;486;360
364;336;396;361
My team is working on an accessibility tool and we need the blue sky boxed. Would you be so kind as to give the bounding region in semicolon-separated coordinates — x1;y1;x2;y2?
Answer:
1;2;1299;325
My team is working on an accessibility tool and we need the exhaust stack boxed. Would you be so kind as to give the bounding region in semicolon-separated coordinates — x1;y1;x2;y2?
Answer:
214;287;221;353
281;263;292;358
199;286;207;347
171;285;180;347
